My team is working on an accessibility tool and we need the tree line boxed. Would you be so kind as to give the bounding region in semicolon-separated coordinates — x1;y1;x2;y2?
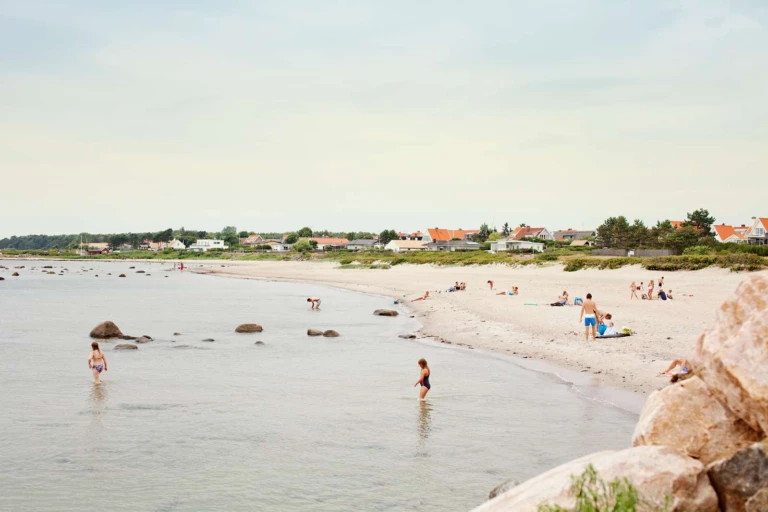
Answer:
595;209;716;251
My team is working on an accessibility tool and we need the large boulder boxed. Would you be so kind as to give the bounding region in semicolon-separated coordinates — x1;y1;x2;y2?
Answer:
693;275;768;434
114;344;138;350
235;323;263;333
472;446;718;512
89;321;124;339
633;376;761;465
707;441;768;512
307;329;323;336
323;330;340;337
374;309;399;317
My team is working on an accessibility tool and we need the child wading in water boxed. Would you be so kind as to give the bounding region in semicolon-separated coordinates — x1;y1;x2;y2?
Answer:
88;341;108;384
414;358;431;400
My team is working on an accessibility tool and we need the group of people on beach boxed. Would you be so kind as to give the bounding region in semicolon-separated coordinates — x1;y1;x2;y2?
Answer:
630;276;673;301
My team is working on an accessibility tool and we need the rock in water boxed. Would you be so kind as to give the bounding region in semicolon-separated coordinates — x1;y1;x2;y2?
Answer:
398;334;417;339
374;309;399;317
11;272;19;276
89;321;124;339
173;332;181;336
119;274;126;278
472;446;718;512
323;330;340;337
307;329;323;336
254;341;265;345
202;338;214;342
135;336;152;344
235;324;263;333
707;441;768;512
488;480;519;501
114;344;138;350
693;275;768;434
632;376;761;465
136;270;145;273
0;277;4;281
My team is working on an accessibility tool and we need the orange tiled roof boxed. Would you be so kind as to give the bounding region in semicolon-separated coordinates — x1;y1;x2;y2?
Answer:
513;227;546;240
309;237;349;244
670;221;683;229
427;228;479;241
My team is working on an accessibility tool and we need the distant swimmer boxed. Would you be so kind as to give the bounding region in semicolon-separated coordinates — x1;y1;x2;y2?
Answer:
579;293;600;342
411;291;430;302
414;358;431;400
88;341;108;384
307;297;321;310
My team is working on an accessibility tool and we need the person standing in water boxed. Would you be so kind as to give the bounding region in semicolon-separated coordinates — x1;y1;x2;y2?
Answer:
579;293;600;342
414;358;431;400
307;297;321;309
88;341;108;384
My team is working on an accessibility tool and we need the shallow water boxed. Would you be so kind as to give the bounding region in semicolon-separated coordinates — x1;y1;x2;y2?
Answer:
0;261;637;511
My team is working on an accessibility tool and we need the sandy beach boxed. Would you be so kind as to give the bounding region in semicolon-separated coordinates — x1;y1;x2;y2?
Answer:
189;260;768;395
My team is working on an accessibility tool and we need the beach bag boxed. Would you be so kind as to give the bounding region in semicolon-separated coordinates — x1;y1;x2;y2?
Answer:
574;297;583;305
622;328;631;335
642;294;648;300
598;324;607;336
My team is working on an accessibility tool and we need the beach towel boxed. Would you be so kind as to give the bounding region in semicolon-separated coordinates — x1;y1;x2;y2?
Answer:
597;333;631;339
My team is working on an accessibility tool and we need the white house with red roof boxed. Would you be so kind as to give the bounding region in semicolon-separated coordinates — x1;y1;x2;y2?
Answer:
512;226;554;241
714;224;746;244
744;217;768;245
427;227;479;242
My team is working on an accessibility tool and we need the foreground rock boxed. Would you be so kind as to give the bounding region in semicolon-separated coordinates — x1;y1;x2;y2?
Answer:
114;344;138;350
89;321;124;339
633;376;761;465
323;330;340;337
374;309;399;317
235;323;263;333
307;329;323;336
707;441;768;512
474;446;718;512
693;275;768;433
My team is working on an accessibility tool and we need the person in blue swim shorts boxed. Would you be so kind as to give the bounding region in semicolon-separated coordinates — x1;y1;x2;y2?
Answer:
578;293;600;342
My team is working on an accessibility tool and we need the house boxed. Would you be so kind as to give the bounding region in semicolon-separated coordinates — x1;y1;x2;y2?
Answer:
385;240;428;252
398;231;424;241
512;227;554;241
188;239;229;252
714;224;747;244
670;221;684;230
308;237;349;250
347;239;382;251
570;240;595;247
239;234;264;246
86;247;110;255
744;217;768;245
424;240;481;252
553;229;594;242
85;242;110;252
144;239;186;251
427;228;479;242
490;239;545;253
262;241;291;251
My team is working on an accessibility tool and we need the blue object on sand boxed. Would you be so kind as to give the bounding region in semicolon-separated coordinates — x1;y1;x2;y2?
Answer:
598;324;607;336
574;297;583;305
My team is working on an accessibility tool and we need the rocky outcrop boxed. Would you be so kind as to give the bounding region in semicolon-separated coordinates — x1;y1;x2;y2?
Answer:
374;309;399;317
747;487;768;512
114;344;138;350
693;275;768;434
633;376;761;465
323;330;340;337
307;329;323;336
235;323;263;333
90;321;124;339
707;441;768;512
475;446;718;512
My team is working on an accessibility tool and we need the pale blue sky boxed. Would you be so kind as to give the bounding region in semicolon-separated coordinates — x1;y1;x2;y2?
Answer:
2;0;767;237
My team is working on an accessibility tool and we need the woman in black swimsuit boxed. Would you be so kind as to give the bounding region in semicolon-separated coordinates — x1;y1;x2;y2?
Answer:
414;358;431;400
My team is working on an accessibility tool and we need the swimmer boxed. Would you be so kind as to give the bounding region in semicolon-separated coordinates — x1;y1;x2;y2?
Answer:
88;341;108;384
411;291;430;302
307;297;321;309
579;293;599;342
413;358;431;400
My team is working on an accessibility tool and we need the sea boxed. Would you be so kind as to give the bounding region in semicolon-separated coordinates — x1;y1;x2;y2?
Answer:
0;260;638;511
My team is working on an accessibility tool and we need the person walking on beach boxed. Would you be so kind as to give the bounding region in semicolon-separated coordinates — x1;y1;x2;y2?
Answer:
414;358;431;400
579;293;599;342
88;341;108;384
648;280;655;300
630;281;639;300
307;297;321;310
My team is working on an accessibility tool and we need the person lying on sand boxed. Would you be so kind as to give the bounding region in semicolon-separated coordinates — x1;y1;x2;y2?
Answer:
498;286;518;296
411;291;430;302
659;359;691;377
551;290;569;306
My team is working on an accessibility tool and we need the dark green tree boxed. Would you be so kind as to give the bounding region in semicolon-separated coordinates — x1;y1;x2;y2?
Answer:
284;233;299;244
379;229;397;245
238;231;249;238
477;223;491;242
501;222;511;236
297;227;313;238
683;209;716;237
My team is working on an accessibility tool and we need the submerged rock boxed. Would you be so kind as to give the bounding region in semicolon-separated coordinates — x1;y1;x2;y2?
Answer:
707;441;768;512
633;376;761;465
474;446;718;512
374;309;399;317
114;344;138;350
398;334;417;339
11;272;19;276
307;329;323;336
693;275;768;433
89;321;123;339
323;330;340;337
119;274;126;278
235;323;263;333
202;338;215;342
136;270;145;273
134;336;152;344
173;332;181;336
254;341;265;345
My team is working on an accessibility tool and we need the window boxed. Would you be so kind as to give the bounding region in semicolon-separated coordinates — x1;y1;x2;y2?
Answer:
756;228;765;236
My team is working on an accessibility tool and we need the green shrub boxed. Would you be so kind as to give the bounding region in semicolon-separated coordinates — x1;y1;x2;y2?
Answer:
682;245;712;256
536;252;560;262
537;464;670;512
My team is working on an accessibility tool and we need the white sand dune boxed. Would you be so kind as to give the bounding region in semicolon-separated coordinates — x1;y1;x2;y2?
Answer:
193;260;767;395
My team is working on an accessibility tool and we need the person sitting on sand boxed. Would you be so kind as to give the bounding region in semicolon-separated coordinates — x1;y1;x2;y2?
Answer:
599;313;616;336
630;281;639;300
412;291;430;302
307;297;321;309
579;293;599;342
460;282;466;291
88;341;108;384
414;358;431;400
550;290;568;306
659;359;691;377
487;280;493;290
667;289;674;300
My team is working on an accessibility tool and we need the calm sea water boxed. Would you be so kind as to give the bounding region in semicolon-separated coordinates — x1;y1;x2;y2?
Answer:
0;261;637;512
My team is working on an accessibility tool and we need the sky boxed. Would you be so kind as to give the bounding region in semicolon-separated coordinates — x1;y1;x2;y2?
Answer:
1;0;767;238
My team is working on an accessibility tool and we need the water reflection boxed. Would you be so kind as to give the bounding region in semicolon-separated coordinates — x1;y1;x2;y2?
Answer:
89;382;109;418
417;401;433;445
